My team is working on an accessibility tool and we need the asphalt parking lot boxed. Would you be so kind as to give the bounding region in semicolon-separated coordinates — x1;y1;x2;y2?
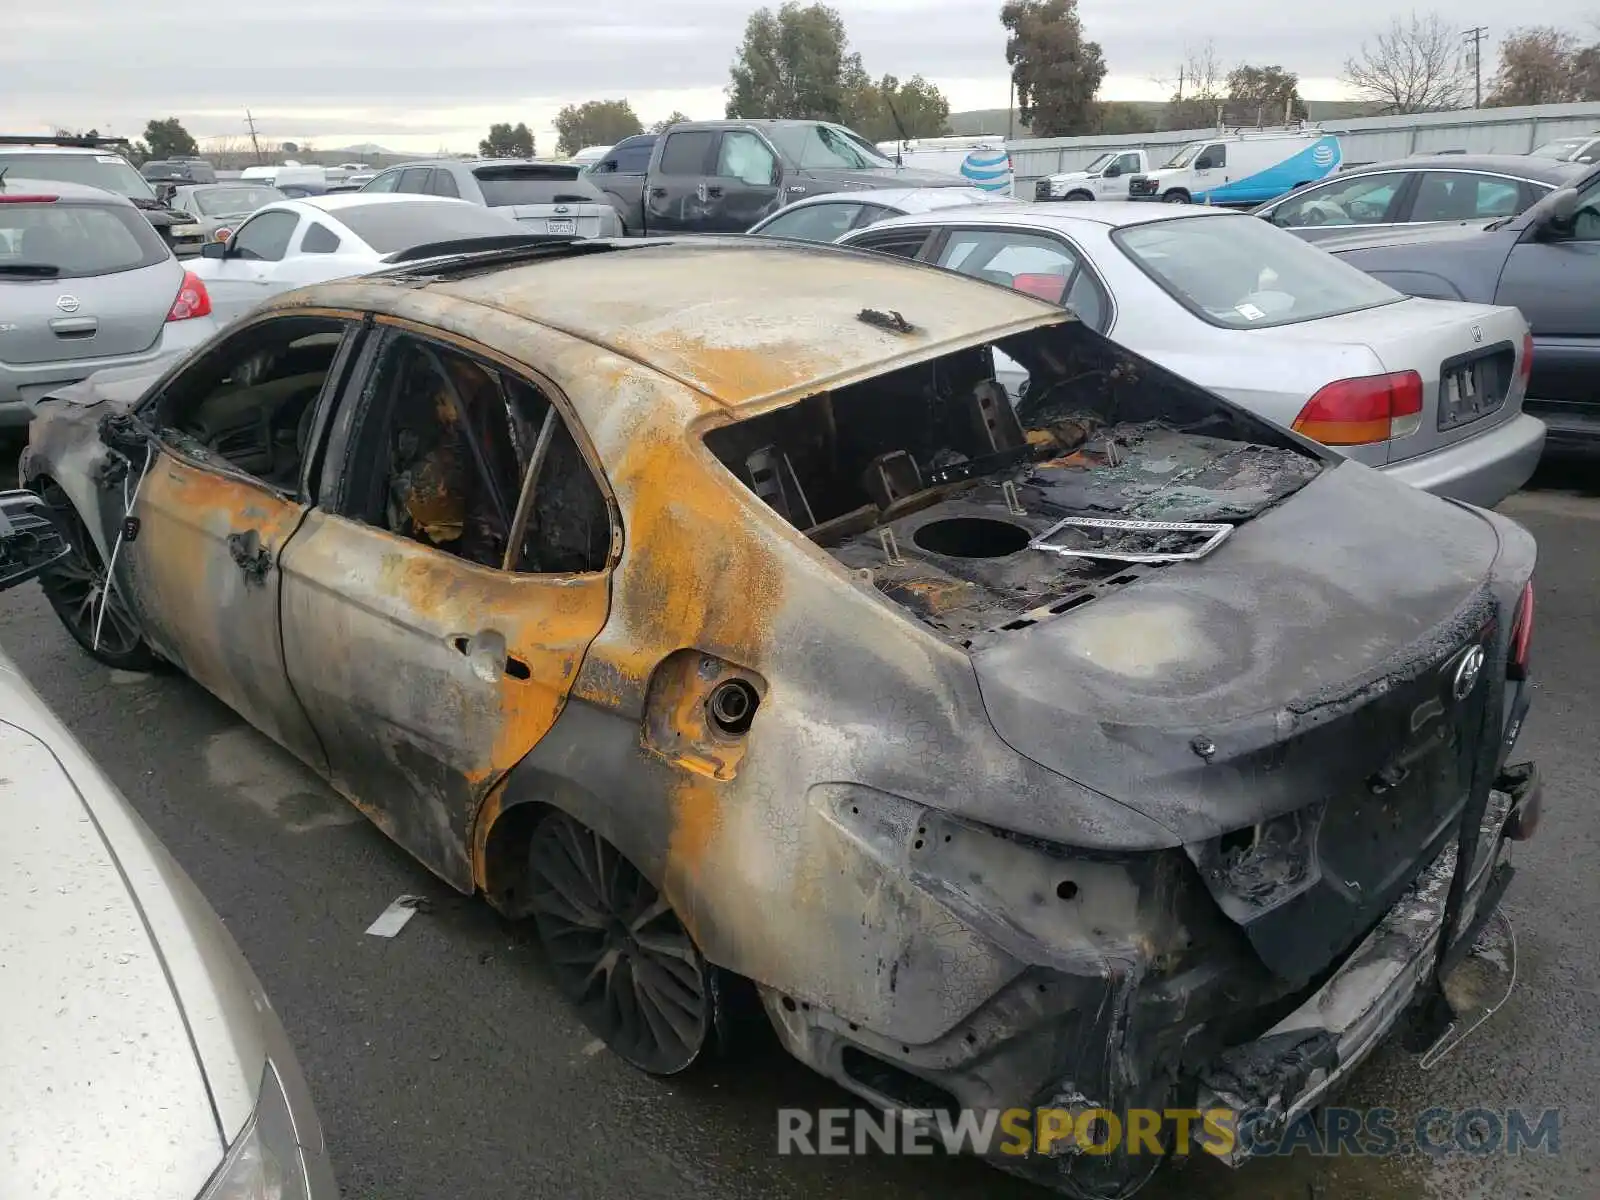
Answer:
1;456;1595;1200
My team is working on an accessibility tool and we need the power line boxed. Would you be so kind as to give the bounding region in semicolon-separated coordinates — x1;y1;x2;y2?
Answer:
1463;26;1488;108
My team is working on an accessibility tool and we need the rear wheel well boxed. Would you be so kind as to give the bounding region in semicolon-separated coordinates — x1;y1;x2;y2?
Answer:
479;799;551;917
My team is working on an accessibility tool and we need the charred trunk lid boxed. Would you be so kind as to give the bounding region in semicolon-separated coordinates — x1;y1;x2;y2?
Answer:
968;460;1504;983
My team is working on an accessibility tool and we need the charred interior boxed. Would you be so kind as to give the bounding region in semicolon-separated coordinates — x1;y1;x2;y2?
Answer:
706;320;1326;648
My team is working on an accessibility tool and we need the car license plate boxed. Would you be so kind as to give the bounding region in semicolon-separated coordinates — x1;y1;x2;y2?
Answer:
1439;360;1503;430
546;218;577;235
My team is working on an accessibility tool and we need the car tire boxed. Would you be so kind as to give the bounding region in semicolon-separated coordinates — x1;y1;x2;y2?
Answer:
1065;190;1093;201
525;810;715;1076
34;485;161;672
1162;189;1191;204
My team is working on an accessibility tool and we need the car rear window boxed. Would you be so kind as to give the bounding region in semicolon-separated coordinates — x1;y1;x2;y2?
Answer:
1112;212;1402;330
194;186;285;216
328;200;520;252
0;152;157;201
472;163;583;206
0;200;169;278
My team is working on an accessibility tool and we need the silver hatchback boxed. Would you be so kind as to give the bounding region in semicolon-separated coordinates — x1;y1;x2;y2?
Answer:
0;178;219;427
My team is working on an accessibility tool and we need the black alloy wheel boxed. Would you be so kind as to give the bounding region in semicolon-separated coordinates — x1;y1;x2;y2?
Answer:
35;487;158;671
526;811;714;1075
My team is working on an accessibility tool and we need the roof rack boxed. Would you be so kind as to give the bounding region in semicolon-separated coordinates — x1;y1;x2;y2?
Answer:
0;134;132;150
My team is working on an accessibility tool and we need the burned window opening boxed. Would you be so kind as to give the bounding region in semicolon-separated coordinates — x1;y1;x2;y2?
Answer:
156;316;353;494
345;334;610;574
705;320;1326;647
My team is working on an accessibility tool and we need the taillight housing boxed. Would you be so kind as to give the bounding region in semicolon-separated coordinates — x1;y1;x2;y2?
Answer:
1517;332;1533;391
213;228;232;242
166;270;212;322
1291;371;1425;446
1508;580;1534;680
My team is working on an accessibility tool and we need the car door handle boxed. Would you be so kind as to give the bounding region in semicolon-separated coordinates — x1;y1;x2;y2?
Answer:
451;633;531;683
227;529;272;582
649;186;668;198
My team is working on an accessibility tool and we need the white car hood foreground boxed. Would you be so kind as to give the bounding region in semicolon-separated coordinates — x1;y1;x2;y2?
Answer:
0;651;317;1198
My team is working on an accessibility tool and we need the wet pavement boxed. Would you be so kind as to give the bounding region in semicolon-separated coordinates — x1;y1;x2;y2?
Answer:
0;457;1595;1200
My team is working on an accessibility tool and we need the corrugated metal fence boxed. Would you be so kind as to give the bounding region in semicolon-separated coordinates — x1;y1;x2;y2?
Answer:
1007;101;1600;196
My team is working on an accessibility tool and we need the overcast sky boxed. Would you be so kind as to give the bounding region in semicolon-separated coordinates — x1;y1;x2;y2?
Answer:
6;1;1593;152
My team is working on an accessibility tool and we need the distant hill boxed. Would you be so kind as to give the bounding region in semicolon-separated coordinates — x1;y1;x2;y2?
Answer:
946;99;1385;141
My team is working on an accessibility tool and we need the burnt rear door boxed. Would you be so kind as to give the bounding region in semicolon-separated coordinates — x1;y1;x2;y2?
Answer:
277;324;614;889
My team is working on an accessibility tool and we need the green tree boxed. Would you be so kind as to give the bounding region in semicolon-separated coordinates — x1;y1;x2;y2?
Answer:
651;111;692;133
143;117;198;159
1226;64;1308;123
847;74;952;141
554;99;644;156
1488;26;1584;105
479;122;536;158
726;2;864;120
1000;0;1107;137
1093;101;1154;134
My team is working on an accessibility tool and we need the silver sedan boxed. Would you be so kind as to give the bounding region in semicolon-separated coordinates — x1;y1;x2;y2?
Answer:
745;184;1011;241
837;201;1544;507
0;489;337;1199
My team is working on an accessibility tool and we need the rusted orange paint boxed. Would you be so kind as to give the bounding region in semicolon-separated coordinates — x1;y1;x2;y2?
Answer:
606;333;818;408
639;650;759;781
470;777;508;892
131;452;323;763
364;528;611;783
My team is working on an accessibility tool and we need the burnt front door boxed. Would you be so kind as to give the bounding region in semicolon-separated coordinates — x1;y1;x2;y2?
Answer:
116;314;365;772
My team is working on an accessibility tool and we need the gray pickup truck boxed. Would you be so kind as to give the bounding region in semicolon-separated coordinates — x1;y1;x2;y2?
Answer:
586;119;970;236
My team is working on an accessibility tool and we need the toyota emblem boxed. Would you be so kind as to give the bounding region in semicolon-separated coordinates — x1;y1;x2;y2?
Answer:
1470;323;1483;344
55;294;81;313
1451;645;1485;702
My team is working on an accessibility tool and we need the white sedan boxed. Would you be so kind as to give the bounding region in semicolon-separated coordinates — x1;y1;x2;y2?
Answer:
189;193;531;324
837;201;1544;508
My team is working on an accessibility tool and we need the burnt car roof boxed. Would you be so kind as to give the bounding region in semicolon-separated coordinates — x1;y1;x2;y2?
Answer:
275;238;1072;409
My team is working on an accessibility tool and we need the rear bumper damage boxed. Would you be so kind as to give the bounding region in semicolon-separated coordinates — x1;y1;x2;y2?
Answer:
763;764;1539;1194
1198;763;1538;1165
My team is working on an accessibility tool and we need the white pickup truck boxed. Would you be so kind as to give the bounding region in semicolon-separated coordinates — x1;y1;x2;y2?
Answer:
1033;149;1152;201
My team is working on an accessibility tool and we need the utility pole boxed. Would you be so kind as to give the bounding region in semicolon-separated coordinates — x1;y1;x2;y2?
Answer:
1007;76;1015;141
244;109;263;164
1463;27;1487;108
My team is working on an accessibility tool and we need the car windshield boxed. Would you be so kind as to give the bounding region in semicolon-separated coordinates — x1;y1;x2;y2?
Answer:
1163;142;1206;169
1530;138;1588;160
330;200;523;252
0;200;168;278
1082;152;1115;172
1113;212;1403;330
0;152;156;201
194;186;285;216
768;123;895;170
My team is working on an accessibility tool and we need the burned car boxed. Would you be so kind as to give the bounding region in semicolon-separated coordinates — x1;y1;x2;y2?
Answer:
20;238;1539;1196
